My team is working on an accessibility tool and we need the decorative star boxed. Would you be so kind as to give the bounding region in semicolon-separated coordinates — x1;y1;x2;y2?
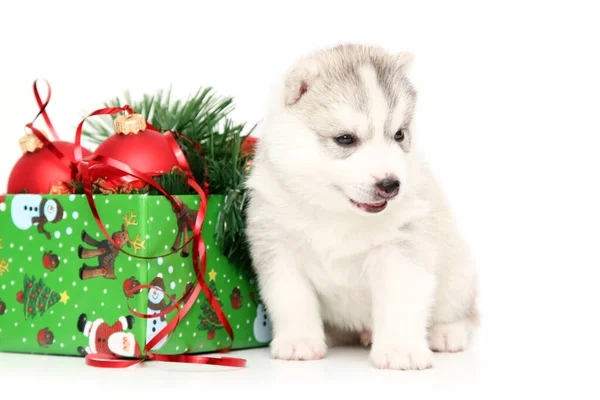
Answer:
208;268;217;281
59;291;70;304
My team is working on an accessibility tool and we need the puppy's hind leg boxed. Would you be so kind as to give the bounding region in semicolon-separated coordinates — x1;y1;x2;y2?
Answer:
428;256;479;353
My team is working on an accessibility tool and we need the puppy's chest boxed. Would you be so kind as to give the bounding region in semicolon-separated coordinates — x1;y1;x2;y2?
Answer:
295;220;404;330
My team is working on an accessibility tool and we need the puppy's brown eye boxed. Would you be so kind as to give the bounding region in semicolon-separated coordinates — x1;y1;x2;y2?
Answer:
394;129;405;142
335;134;355;146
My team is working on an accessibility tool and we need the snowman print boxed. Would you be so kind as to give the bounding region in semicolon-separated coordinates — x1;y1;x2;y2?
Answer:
253;303;273;343
145;273;170;350
10;194;64;239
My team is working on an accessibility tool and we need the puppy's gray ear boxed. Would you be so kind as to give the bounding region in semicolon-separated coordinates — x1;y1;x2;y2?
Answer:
284;58;319;106
395;51;416;74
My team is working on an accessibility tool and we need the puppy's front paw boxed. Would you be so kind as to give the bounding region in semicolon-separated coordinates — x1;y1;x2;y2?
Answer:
428;321;471;353
370;343;434;370
270;336;327;361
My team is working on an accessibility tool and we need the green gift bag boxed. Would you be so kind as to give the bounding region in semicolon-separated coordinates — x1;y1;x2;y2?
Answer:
0;193;271;358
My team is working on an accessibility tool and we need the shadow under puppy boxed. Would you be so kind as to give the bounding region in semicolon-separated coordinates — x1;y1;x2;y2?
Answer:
245;44;479;370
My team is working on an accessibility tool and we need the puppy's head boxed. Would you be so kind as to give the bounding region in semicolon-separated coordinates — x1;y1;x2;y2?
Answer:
261;44;418;215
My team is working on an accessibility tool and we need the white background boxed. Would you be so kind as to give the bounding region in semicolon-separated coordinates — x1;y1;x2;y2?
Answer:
1;0;599;398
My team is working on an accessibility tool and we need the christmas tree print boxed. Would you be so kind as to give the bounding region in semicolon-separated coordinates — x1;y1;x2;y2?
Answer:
198;268;224;340
16;275;62;319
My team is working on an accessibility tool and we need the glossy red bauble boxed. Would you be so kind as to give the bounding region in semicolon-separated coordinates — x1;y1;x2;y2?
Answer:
7;141;91;194
90;127;179;185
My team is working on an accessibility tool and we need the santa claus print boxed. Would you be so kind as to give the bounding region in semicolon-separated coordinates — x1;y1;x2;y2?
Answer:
76;313;141;358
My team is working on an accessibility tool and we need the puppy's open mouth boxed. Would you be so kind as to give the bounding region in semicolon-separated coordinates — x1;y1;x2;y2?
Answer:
350;199;388;213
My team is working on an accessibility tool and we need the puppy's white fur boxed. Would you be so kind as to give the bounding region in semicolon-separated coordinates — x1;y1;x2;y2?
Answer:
246;44;479;370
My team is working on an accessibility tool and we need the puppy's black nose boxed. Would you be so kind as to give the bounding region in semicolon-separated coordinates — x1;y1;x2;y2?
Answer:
375;178;400;198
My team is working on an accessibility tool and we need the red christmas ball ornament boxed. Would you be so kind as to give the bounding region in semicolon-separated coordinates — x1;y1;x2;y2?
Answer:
7;131;91;194
90;112;179;190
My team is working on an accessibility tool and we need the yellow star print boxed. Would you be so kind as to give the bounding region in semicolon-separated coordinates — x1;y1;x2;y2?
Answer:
59;291;70;304
208;268;217;281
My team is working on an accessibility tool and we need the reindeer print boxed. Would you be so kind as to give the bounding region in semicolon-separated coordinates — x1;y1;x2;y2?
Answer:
170;196;198;258
78;210;145;280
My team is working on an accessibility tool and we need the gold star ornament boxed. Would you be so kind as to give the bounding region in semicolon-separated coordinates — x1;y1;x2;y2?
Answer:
59;291;70;304
208;268;217;281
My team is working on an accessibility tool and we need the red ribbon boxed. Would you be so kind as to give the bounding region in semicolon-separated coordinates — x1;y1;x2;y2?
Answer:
75;106;244;369
33;78;60;141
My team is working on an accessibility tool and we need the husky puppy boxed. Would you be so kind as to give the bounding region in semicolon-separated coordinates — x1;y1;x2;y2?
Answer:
245;44;479;370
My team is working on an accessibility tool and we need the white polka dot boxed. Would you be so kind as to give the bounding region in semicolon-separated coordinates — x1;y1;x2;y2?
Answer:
84;221;88;226
208;220;212;225
39;246;43;251
58;277;63;282
150;217;154;222
72;211;79;220
0;203;5;211
105;199;109;204
1;285;5;290
29;235;33;240
71;247;75;252
117;209;122;214
22;338;26;343
157;257;164;265
172;229;176;234
9;243;14;248
101;302;104;306
58;243;63;248
119;268;123;273
167;216;170;221
64;259;68;264
14;322;18;326
170;282;176;290
10;281;14;286
43;273;48;278
72;282;77;287
193;332;197;337
83;287;88;292
105;224;110;229
95;233;99;237
246;320;250;324
158;231;162;235
7;258;11;263
216;258;220;262
54;231;60;239
128;195;133;199
69;194;76;201
179;333;183;338
168;266;174;274
74;304;78;309
60;343;64;348
103;289;107;294
31;323;35;328
186;321;190;326
128;256;132;261
57;322;61;327
117;304;121;309
72;336;76;341
27;257;31;262
19;268;23;273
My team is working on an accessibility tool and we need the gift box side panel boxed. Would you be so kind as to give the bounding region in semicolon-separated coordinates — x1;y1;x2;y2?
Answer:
140;195;272;355
0;194;148;357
